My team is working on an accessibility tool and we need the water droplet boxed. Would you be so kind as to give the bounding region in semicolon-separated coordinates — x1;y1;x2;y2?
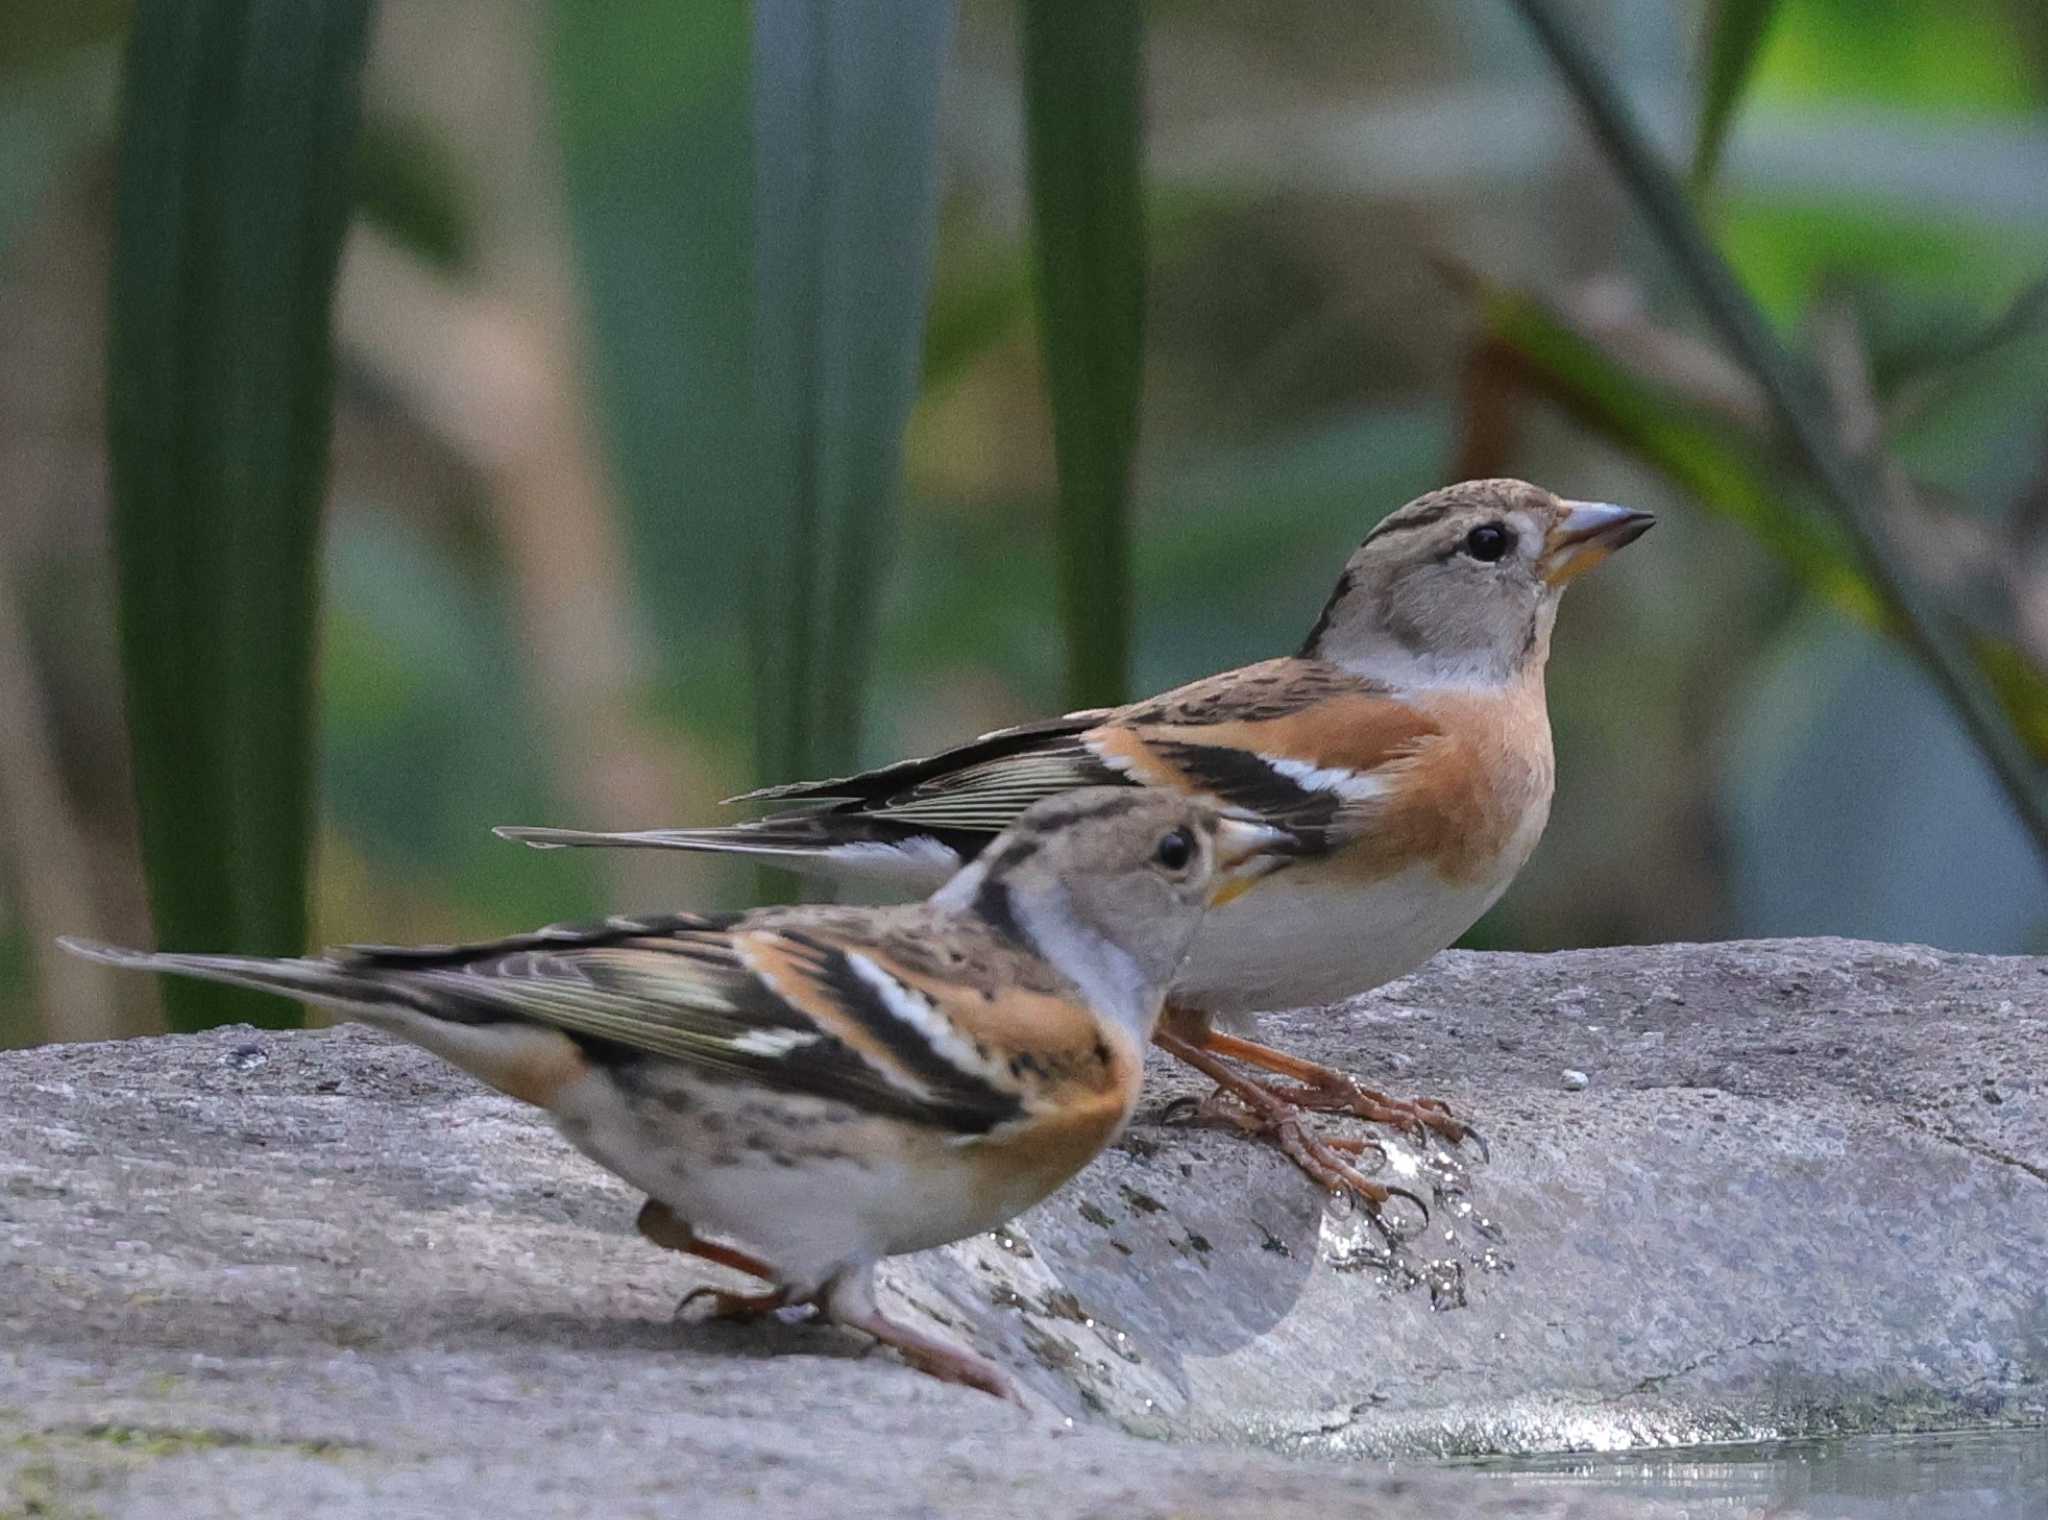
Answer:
1426;1259;1468;1312
990;1228;1035;1259
224;1043;266;1072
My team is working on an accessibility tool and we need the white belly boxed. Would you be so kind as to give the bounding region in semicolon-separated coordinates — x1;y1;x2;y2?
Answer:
1170;860;1518;1022
548;1072;1028;1292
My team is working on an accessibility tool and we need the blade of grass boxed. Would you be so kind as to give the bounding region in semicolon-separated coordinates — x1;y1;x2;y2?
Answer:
751;0;955;783
1509;0;2048;867
106;0;371;1029
1691;0;1779;191
1021;0;1146;709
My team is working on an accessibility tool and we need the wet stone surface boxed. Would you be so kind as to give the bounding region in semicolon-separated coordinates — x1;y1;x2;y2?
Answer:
3;938;2044;1517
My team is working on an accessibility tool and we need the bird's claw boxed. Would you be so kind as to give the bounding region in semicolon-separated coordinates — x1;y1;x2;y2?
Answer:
676;1284;792;1323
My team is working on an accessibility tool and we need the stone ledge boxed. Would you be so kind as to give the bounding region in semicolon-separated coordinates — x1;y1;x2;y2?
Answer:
3;938;2043;1517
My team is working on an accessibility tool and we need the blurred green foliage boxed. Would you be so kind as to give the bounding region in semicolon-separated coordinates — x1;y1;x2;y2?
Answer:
3;0;2045;1046
1692;0;1780;188
104;0;371;1031
1022;0;1146;708
1512;0;2048;860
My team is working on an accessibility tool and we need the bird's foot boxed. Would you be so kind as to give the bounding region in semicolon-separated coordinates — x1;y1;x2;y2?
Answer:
1199;1032;1486;1161
677;1284;796;1323
1154;1032;1428;1233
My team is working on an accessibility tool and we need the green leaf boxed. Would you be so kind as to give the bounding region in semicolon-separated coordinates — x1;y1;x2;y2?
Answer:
554;2;954;793
352;112;473;274
750;0;955;781
550;0;755;743
106;0;371;1030
1691;0;1779;191
1021;0;1146;709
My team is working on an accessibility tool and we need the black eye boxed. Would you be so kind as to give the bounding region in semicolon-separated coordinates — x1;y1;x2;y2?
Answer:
1463;522;1513;562
1154;828;1194;872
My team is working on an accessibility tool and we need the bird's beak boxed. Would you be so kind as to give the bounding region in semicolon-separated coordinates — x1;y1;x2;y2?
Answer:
1540;500;1656;587
1208;816;1296;908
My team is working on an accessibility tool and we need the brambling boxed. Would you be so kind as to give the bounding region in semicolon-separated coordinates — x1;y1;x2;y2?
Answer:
499;480;1653;1200
62;789;1288;1403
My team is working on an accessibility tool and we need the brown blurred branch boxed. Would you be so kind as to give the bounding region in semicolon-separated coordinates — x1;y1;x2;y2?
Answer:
335;223;691;907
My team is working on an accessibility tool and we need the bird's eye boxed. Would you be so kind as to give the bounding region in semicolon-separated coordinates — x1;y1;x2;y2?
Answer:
1462;522;1514;562
1154;828;1194;872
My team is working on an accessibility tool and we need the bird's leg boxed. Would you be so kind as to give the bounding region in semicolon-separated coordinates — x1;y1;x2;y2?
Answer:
819;1266;1023;1406
1197;1029;1479;1154
1153;1030;1426;1227
636;1199;790;1321
676;1284;795;1321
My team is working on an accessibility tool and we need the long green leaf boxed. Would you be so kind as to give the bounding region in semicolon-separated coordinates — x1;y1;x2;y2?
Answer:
551;0;755;747
1691;0;1779;191
1509;0;2048;868
106;0;371;1030
751;0;955;782
1021;0;1146;710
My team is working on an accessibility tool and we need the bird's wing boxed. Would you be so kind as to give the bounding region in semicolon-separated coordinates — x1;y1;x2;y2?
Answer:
351;911;1046;1138
730;711;1126;843
495;660;1439;869
1083;660;1445;855
778;659;1437;856
64;910;1044;1139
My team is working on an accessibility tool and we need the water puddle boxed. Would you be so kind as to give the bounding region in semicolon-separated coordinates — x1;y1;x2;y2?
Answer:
1454;1428;2048;1518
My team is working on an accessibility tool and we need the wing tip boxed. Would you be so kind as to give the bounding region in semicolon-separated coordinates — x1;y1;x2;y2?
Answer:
492;825;574;850
56;935;151;968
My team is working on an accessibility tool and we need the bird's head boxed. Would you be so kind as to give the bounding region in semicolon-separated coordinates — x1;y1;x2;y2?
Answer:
1301;478;1654;686
932;788;1290;1035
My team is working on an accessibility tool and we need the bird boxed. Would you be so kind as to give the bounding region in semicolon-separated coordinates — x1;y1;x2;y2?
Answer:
62;788;1290;1403
496;479;1654;1202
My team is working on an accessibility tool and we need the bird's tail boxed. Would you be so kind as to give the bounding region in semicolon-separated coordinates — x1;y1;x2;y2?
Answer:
58;937;588;1108
57;937;406;1018
492;822;808;855
492;816;962;890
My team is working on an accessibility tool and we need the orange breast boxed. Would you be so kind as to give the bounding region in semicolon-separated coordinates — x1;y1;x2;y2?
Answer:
1337;679;1554;887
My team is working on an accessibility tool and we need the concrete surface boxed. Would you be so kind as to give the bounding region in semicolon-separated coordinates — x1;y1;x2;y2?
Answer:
3;937;2044;1517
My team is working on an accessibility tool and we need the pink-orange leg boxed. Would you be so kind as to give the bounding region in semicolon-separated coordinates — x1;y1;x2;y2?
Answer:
636;1199;791;1320
1153;1031;1426;1227
1198;1030;1478;1153
822;1269;1023;1406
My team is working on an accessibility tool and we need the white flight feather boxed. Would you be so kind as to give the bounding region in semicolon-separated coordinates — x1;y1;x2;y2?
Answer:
1259;753;1390;803
727;1027;823;1057
841;951;1012;1088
